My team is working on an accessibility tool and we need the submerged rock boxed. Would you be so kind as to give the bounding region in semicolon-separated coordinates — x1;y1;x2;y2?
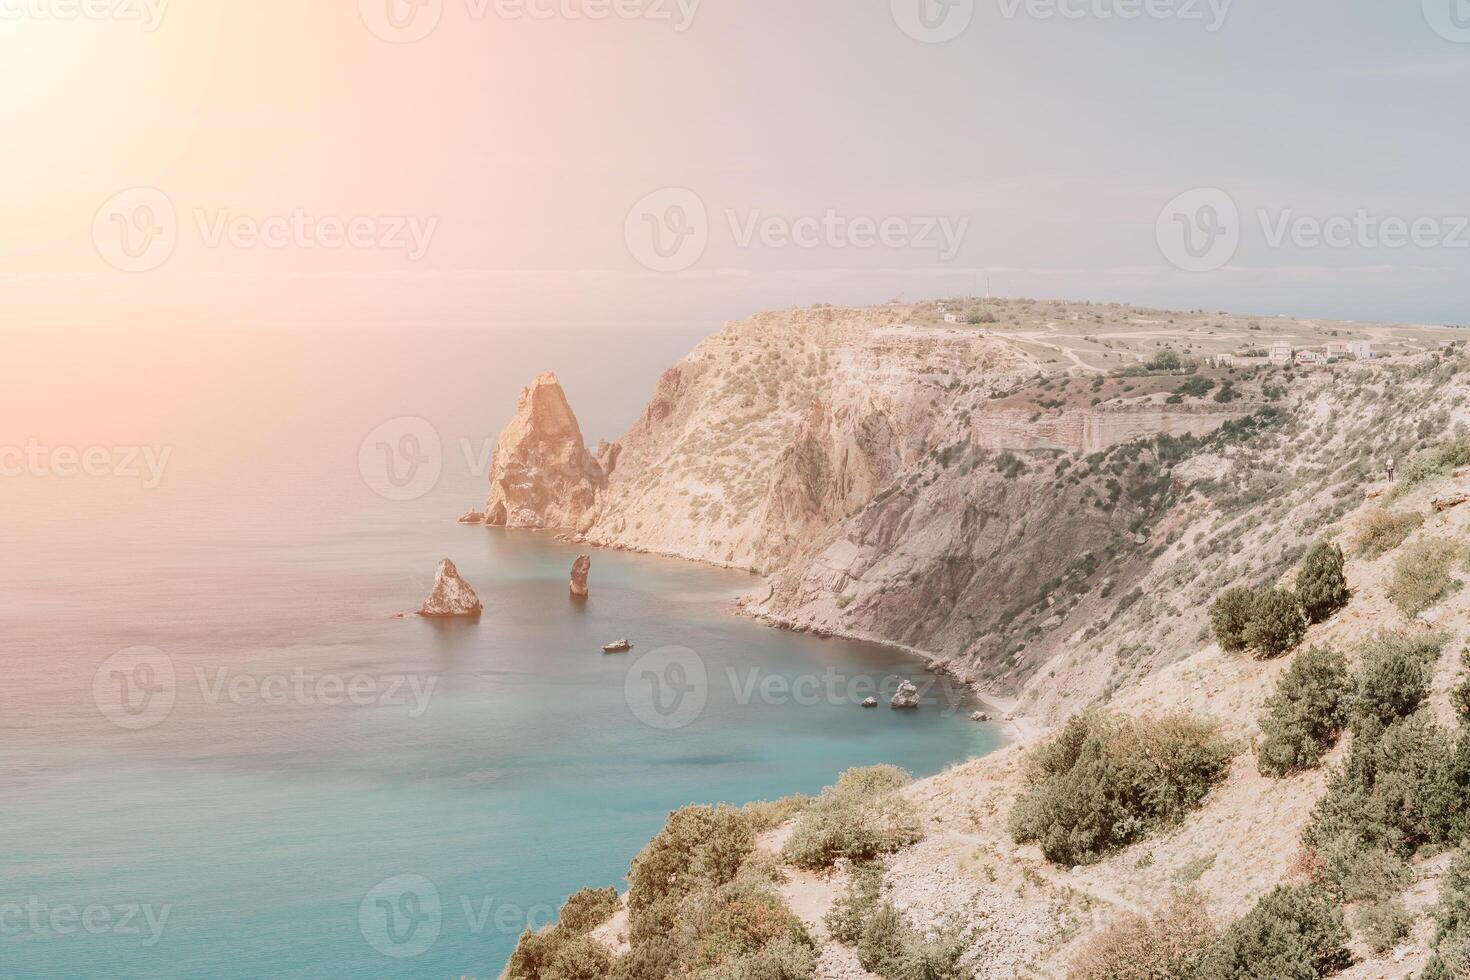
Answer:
418;559;483;618
570;555;591;598
483;372;605;530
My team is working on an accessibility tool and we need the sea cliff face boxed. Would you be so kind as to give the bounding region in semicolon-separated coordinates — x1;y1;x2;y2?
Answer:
580;307;1037;572
477;300;1461;713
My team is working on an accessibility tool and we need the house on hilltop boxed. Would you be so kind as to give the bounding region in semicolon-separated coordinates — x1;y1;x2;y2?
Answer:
1269;341;1295;366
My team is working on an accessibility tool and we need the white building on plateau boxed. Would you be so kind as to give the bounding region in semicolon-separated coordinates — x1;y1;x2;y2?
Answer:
1347;341;1375;360
1269;341;1295;365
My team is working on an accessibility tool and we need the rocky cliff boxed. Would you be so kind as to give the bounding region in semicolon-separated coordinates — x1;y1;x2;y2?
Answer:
579;307;1037;571
483;372;605;530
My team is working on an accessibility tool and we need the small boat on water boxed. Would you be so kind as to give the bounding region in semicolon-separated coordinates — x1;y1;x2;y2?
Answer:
602;639;633;654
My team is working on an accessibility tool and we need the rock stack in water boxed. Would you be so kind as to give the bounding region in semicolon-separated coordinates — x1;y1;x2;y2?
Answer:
570;555;591;598
891;680;921;710
418;559;483;618
481;372;606;530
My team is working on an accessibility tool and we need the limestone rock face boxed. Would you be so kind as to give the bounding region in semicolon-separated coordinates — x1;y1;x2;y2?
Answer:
570;555;591;598
418;559;483;618
484;373;605;530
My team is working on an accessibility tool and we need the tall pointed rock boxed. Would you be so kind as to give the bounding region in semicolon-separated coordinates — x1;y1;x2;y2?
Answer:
483;372;605;530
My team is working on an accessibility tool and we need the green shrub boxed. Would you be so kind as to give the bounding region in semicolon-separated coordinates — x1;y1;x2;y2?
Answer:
826;862;883;945
505;928;614;980
688;885;814;972
781;767;923;870
1399;434;1470;491
1198;885;1351;980
1351;508;1424;561
853;901;969;980
1242;588;1307;659
1354;899;1410;953
1351;630;1441;733
694;935;817;980
1433;847;1470;943
1305;713;1468;897
1146;349;1184;372
1388;539;1460;616
558;887;620;934
1009;712;1233;866
1257;647;1351;777
1295;541;1350;624
741;795;811;835
1453;648;1470;722
1211;588;1258;653
627;804;755;943
1067;892;1217;980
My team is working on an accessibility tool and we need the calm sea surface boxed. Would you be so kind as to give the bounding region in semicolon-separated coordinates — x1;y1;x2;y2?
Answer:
0;326;1000;978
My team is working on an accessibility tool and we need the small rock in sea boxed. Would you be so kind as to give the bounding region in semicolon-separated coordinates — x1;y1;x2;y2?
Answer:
862;697;879;708
970;711;990;722
891;680;921;710
418;558;483;618
570;555;591;599
602;639;633;654
458;509;486;524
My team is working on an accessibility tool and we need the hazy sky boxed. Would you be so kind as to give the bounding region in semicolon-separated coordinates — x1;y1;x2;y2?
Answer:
3;0;1467;331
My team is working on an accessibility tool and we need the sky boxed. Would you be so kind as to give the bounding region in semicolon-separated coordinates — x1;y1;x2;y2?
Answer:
2;0;1468;332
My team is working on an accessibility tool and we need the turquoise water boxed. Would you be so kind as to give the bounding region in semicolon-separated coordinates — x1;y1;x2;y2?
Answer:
0;327;999;978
